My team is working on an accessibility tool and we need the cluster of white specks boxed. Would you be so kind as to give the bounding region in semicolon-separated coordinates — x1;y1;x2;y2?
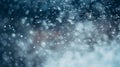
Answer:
1;0;120;67
15;19;120;67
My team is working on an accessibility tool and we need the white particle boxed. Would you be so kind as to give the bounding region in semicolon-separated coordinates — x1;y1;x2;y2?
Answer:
29;30;34;35
21;17;27;24
39;9;42;12
25;10;30;15
57;7;61;10
33;46;36;49
56;18;62;23
12;33;16;37
4;25;6;28
28;38;33;44
41;42;46;47
20;35;23;38
68;19;74;25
